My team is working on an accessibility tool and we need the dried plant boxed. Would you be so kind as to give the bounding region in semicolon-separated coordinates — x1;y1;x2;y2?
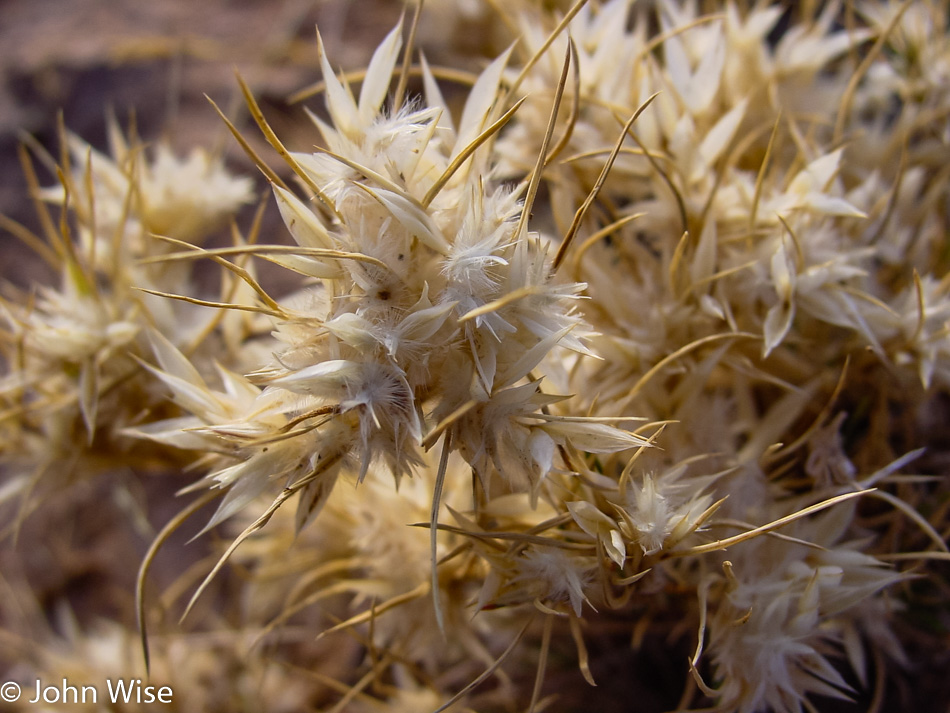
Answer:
2;1;949;712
